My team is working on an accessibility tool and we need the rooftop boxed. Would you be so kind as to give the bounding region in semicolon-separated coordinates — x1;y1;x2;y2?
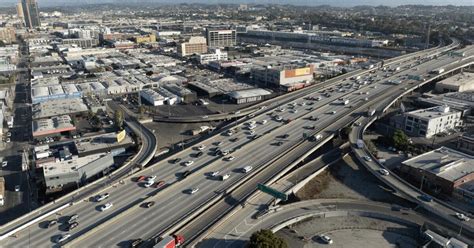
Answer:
405;105;458;119
227;88;272;99
32;115;76;137
437;72;474;87
32;98;88;120
402;146;474;183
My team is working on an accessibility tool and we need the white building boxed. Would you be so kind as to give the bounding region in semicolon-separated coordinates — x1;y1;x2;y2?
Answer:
404;106;462;138
199;48;228;64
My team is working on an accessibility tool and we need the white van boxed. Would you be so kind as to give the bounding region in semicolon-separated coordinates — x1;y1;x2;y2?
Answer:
242;166;253;173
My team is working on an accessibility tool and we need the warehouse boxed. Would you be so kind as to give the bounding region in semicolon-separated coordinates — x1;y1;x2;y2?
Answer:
32;98;89;120
32;115;76;138
227;88;273;104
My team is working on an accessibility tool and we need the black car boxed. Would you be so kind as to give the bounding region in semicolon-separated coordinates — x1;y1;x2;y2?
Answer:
273;141;284;146
67;222;79;231
213;150;222;156
278;134;289;139
230;138;239;142
181;170;191;179
195;151;203;158
131;239;143;248
144;201;155;208
171;158;181;164
47;219;57;228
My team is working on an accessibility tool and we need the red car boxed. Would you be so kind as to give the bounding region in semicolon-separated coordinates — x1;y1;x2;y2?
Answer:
136;176;146;182
154;180;165;188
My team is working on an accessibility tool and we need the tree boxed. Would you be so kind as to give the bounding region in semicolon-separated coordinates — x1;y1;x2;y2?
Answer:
114;109;124;130
249;229;288;248
392;129;409;151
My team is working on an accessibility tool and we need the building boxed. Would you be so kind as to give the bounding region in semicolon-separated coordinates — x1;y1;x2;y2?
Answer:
177;36;207;57
435;73;474;93
400;147;474;202
32;115;76;138
457;133;474;156
403;106;462;138
199;48;228;64
32;98;88;120
16;3;24;19
133;34;156;44
20;0;41;29
227;88;272;104
0;28;16;45
251;64;314;91
206;29;237;48
61;38;99;48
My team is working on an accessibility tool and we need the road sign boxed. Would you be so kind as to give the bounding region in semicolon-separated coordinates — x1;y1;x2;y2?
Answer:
257;183;288;201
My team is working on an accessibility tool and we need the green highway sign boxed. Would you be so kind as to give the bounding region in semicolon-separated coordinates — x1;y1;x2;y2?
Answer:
257;183;288;201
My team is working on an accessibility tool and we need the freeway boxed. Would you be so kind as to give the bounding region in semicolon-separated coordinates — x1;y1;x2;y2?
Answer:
0;41;461;247
60;45;469;247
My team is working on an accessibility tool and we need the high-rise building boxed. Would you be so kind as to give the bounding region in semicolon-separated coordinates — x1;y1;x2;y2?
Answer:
177;36;207;57
16;3;24;19
20;0;41;29
206;29;236;48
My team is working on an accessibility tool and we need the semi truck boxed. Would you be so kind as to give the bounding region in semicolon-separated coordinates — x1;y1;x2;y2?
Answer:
0;177;5;206
154;234;184;248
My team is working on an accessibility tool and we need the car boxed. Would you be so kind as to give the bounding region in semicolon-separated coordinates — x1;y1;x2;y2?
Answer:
95;193;110;202
290;109;298;113
196;145;206;150
195;151;203;158
329;111;336;115
219;173;231;181
144;180;154;188
136;176;146;182
146;176;157;182
230;137;239;142
259;120;267;125
211;171;220;177
14;185;20;192
354;122;361;126
202;115;208;119
379;169;390;176
47;219;58;228
419;194;433;202
6;132;11;137
131;238;143;248
184;160;194;167
1;161;7;167
181;170;191;179
275;116;283;121
55;233;71;243
144;201;155;208
225;156;235;161
274;141;284;146
221;150;230;156
189;187;199;194
68;214;78;224
154;180;165;188
100;202;113;211
279;134;290;139
242;166;253;173
248;114;255;118
320;234;333;244
66;221;79;231
455;212;470;221
304;125;315;130
363;156;372;162
214;141;222;146
171;158;182;164
6;138;10;143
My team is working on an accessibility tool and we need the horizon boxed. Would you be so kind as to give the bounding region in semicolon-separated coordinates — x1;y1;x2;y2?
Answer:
1;0;474;8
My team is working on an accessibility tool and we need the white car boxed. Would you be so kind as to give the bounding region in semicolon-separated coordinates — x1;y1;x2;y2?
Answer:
211;171;220;177
147;175;157;182
225;156;235;161
189;187;199;194
95;193;110;202
320;235;333;244
455;212;470;221
55;233;71;243
242;166;253;173
275;116;283;121
364;156;372;162
100;202;113;211
1;161;7;167
379;169;390;176
6;132;11;137
259;120;267;125
14;185;20;192
248;130;255;135
144;181;154;188
196;145;206;150
330;111;336;115
6;138;10;143
184;161;194;167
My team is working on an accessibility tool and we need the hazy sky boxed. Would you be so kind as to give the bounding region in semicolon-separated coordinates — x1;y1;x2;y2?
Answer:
1;0;473;7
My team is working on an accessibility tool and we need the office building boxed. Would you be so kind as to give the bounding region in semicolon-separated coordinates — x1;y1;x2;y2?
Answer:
206;29;237;48
199;48;228;64
20;0;41;29
177;36;207;57
403;106;462;138
0;28;16;44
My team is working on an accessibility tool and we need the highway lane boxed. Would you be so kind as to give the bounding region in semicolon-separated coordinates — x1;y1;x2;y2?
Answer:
1;43;460;247
63;49;467;246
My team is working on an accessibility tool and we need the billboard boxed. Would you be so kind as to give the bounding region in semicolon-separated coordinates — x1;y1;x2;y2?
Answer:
116;130;126;143
284;66;313;78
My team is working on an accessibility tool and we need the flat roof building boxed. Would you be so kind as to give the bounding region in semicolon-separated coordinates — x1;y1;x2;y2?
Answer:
400;147;474;201
206;29;237;48
435;73;474;93
227;88;273;104
32;98;88;120
178;36;208;57
403;106;462;138
32;115;76;137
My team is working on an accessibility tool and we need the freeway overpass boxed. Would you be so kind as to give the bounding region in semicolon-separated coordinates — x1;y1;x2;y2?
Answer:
0;39;464;247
